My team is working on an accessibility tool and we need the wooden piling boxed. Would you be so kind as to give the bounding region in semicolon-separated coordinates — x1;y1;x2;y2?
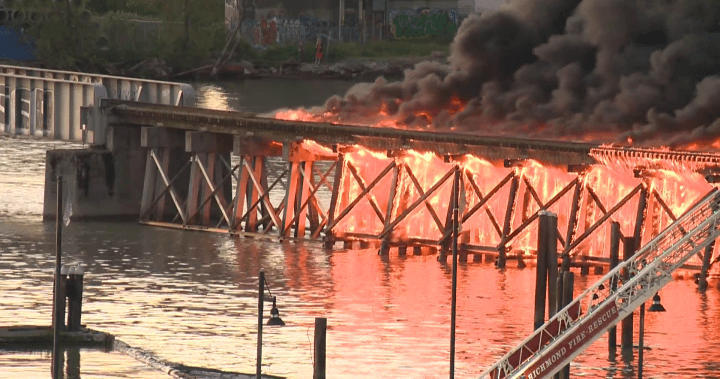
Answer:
296;161;313;238
323;154;345;248
52;175;63;379
558;271;574;379
534;212;549;330
256;271;264;379
313;317;327;379
698;241;715;291
562;180;583;272
498;174;520;269
608;222;620;360
67;268;84;332
621;236;635;358
546;213;559;317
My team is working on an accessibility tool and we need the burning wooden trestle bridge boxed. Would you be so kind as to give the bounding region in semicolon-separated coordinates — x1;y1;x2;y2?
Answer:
97;100;720;270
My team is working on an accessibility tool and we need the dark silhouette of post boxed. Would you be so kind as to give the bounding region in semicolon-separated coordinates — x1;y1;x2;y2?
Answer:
534;212;549;330
257;271;264;379
450;167;459;379
621;237;636;359
313;317;327;379
608;222;621;360
638;303;646;379
558;271;574;379
52;175;63;379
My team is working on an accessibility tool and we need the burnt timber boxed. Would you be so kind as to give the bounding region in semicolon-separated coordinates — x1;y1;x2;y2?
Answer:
60;99;720;272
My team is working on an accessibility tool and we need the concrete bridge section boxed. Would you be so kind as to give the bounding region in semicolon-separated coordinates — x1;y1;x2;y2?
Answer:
0;65;194;144
43;99;720;271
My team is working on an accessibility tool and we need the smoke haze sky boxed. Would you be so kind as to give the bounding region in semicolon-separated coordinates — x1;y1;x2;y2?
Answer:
302;0;720;148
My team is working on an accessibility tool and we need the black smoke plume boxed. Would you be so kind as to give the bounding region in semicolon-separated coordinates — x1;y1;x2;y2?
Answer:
286;0;720;148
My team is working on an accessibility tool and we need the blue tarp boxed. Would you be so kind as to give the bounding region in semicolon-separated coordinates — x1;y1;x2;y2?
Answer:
0;25;36;61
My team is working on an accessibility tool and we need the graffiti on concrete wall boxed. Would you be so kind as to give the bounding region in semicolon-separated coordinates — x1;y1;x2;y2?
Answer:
389;8;458;38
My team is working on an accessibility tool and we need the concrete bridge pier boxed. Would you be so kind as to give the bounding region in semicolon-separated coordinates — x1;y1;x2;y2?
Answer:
43;125;147;221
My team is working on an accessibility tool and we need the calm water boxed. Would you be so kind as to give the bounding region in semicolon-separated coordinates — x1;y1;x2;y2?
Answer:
1;78;720;379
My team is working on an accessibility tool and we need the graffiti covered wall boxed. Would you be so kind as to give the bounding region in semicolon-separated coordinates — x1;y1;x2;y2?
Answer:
389;8;458;38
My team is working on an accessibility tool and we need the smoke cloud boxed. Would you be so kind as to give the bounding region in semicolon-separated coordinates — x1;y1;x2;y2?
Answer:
295;0;720;148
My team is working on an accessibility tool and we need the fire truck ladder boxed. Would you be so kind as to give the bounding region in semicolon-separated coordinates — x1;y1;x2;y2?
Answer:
478;188;720;379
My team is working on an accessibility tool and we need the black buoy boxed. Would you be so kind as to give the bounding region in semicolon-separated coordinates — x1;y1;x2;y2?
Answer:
267;296;285;326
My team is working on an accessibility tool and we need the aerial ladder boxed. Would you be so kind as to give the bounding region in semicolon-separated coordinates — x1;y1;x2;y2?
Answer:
478;188;720;379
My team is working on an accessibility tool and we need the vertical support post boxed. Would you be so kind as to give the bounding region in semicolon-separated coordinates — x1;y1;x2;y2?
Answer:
562;180;583;272
257;271;264;379
296;161;313;238
200;153;216;226
698;240;715;291
154;148;171;221
53;175;63;379
313;317;327;379
338;0;344;42
498;173;520;269
308;167;321;236
380;162;400;255
259;158;271;231
359;0;365;44
67;268;84;332
558;271;574;379
186;154;201;225
233;156;249;230
246;157;263;232
534;211;549;330
282;162;301;237
450;167;460;379
633;186;649;250
621;236;636;358
324;154;345;248
546;213;559;317
608;222;621;360
140;149;158;222
638;303;645;379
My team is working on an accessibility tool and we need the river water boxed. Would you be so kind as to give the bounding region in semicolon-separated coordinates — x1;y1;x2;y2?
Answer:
1;78;720;379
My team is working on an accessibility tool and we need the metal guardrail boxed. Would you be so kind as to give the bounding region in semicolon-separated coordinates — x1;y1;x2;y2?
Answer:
0;65;195;145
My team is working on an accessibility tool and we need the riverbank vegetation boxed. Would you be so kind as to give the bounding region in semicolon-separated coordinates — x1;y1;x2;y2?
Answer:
7;0;451;78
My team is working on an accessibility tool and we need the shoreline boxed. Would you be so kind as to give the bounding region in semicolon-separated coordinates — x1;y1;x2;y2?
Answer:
2;54;446;83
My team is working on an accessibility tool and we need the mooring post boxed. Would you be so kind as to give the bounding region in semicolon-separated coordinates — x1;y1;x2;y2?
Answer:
52;175;63;379
638;303;645;379
534;211;549;330
67;265;84;332
558;271;574;379
608;222;621;360
698;241;715;291
546;213;559;317
621;236;636;359
257;271;264;379
313;317;327;379
450;167;460;379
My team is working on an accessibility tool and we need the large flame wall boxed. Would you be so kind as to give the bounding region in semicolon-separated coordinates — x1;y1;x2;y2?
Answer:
329;144;715;264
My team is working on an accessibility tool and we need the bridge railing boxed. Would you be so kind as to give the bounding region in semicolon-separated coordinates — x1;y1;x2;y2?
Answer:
0;65;195;145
